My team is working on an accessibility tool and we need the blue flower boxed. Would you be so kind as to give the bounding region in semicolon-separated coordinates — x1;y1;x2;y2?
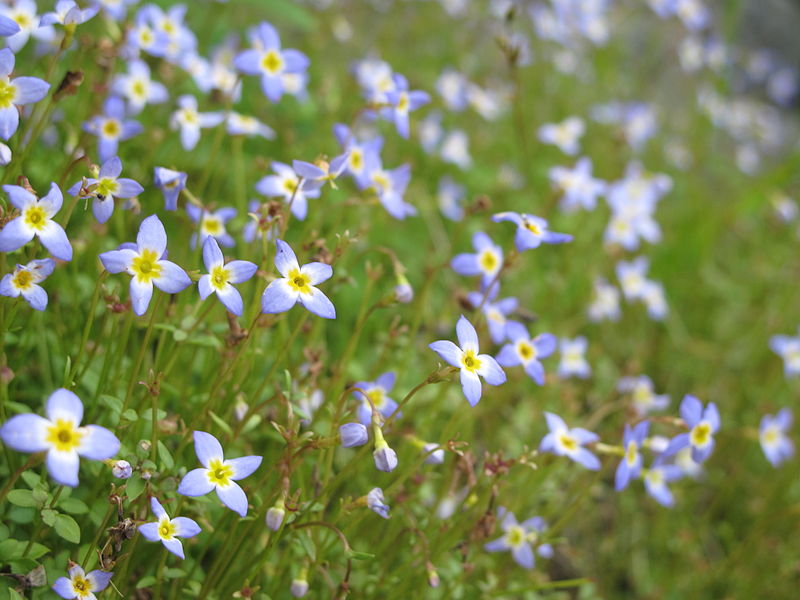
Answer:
769;329;800;377
618;375;670;415
484;508;553;569
99;214;192;315
53;563;113;599
83;96;143;162
0;388;120;487
256;162;320;221
0;258;56;310
537;116;584;155
292;152;350;192
615;421;650;491
186;204;236;248
557;336;591;379
41;1;98;26
450;232;503;286
333;123;383;188
177;431;262;517
382;73;430;138
170;95;225;151
549;156;606;212
759;409;794;467
367;487;390;519
643;459;683;507
0;1;38;52
465;283;520;344
0;48;49;139
662;395;720;463
234;22;309;102
111;59;168;114
67;156;144;223
492;212;572;252
0;183;72;261
339;423;368;448
353;372;398;425
364;161;416;219
198;237;257;317
539;412;600;470
243;200;278;243
261;239;336;319
429;315;506;406
437;176;465;221
496;323;556;386
138;497;202;559
153;167;187;211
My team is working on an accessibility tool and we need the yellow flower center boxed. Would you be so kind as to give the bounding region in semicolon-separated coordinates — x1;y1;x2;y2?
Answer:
202;216;222;235
261;50;283;74
13;12;30;28
371;171;390;191
479;250;498;273
45;419;83;452
11;269;33;290
690;422;711;447
95;177;119;198
505;525;525;548
350;150;363;171
158;517;177;540
181;108;198;125
645;468;663;487
102;119;120;138
23;205;47;231
0;79;16;109
517;341;535;361
140;28;154;45
287;269;311;294
210;265;229;290
558;433;577;452
207;458;233;487
397;92;409;112
131;248;162;283
367;389;385;409
461;349;482;373
524;220;542;235
762;427;779;446
283;178;298;195
72;575;91;597
131;79;147;99
625;440;638;465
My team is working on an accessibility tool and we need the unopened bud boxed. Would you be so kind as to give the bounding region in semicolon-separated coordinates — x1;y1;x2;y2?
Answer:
423;443;445;465
266;499;285;531
112;459;132;479
339;422;368;448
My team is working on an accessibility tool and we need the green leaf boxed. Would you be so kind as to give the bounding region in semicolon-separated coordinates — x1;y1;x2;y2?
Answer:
41;508;58;527
58;497;89;515
7;588;25;599
100;394;123;414
0;539;24;560
136;575;157;589
157;440;174;470
20;471;41;488
164;568;186;578
126;475;146;501
7;489;38;508
54;514;80;544
208;411;233;435
25;542;50;560
121;409;139;422
348;550;375;561
31;486;49;504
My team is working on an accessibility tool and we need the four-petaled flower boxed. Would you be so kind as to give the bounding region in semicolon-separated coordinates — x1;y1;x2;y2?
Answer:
557;336;591;379
0;183;72;261
662;395;719;463
484;508;553;569
83;96;143;162
0;388;120;487
492;212;573;252
539;412;600;470
451;232;503;287
139;497;202;559
769;329;800;378
67;156;144;223
496;322;556;386
643;459;683;507
261;239;336;319
353;372;398;425
99;214;192;315
177;431;263;517
615;421;650;491
170;95;225;151
153;167;187;211
0;258;55;310
759;409;794;467
198;237;257;316
187;204;237;249
0;48;50;140
52;563;113;600
429;315;506;406
292;152;349;192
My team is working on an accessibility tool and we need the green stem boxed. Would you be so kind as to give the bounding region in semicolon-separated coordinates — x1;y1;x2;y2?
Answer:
121;295;163;416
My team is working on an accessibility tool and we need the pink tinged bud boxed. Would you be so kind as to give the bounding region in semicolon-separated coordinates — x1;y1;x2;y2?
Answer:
266;505;285;531
340;422;368;447
112;459;132;479
427;568;440;588
373;444;398;472
290;579;309;598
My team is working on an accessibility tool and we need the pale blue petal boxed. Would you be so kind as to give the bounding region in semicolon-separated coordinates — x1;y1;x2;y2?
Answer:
130;277;153;316
261;279;298;313
137;214;167;255
99;248;137;274
428;340;461;366
274;239;299;277
456;315;479;349
0;216;34;252
298;286;336;319
226;260;257;284
22;285;47;310
216;285;243;316
47;449;80;487
202;236;223;270
0;105;19;139
153;260;191;294
163;537;184;559
138;522;160;542
92;197;114;223
216;481;248;516
78;425;119;460
13;76;50;104
193;431;223;467
460;369;482;406
477;355;505;386
680;395;703;426
0;413;49;452
46;388;83;422
52;577;77;599
172;516;201;538
178;468;214;497
301;261;332;285
573;447;600;471
512;542;535;569
37;221;73;261
86;570;113;592
150;496;167;520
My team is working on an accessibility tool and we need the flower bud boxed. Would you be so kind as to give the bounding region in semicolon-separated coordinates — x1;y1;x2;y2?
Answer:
394;283;413;303
339;422;368;448
373;444;398;472
290;578;309;598
366;487;390;519
234;398;249;422
423;443;445;465
0;143;11;166
112;459;132;479
266;499;285;531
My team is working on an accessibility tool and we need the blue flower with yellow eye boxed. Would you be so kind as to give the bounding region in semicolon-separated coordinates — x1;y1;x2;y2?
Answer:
759;409;794;467
53;563;113;599
178;431;262;517
153;167;187;211
138;497;201;559
99;214;192;315
496;322;556;385
451;232;503;286
352;372;398;425
0;258;55;310
186;204;236;249
67;156;144;223
484;507;553;569
662;395;719;463
83;96;143;162
0;48;49;140
0;388;120;487
0;182;72;261
261;239;335;319
615;421;650;491
198;237;257;317
492;212;572;252
429;315;506;406
539;412;600;470
643;458;682;507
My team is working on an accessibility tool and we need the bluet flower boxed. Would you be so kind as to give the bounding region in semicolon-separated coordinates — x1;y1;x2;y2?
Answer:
450;232;503;286
0;48;49;139
187;204;236;248
292;152;349;192
153;167;187;211
99;214;192;315
615;421;650;491
0;183;72;261
0;1;38;52
353;372;397;426
466;283;520;344
139;497;201;559
588;277;621;322
83;96;142;162
557;336;591;379
41;1;98;26
111;59;168;114
769;329;800;377
496;323;556;386
618;375;669;415
177;431;262;517
492;212;572;252
0;388;120;487
256;162;320;221
0;258;55;310
429;315;506;406
539;412;600;470
170;95;225;150
53;563;113;599
662;395;719;463
484;508;553;569
261;239;335;319
538;116;584;155
198;237;257;316
67;156;144;223
643;459;683;507
759;409;794;467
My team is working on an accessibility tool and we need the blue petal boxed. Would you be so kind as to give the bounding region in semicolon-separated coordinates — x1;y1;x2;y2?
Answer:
193;430;223;467
0;413;49;452
77;425;120;460
177;468;214;497
150;497;167;520
163;537;185;559
456;315;479;350
216;481;249;517
300;262;332;285
47;449;80;487
130;278;153;316
512;542;535;569
137;215;167;256
138;522;160;542
172;516;201;538
261;279;298;314
47;388;84;423
298;286;336;319
99;248;137;274
428;340;461;366
217;285;243;316
680;395;703;426
0;216;34;252
226;260;257;284
153;260;191;294
202;236;223;270
0;105;19;140
13;76;50;104
226;455;262;480
22;285;46;311
38;221;73;261
52;577;76;599
273;239;299;277
460;369;482;407
86;570;113;592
